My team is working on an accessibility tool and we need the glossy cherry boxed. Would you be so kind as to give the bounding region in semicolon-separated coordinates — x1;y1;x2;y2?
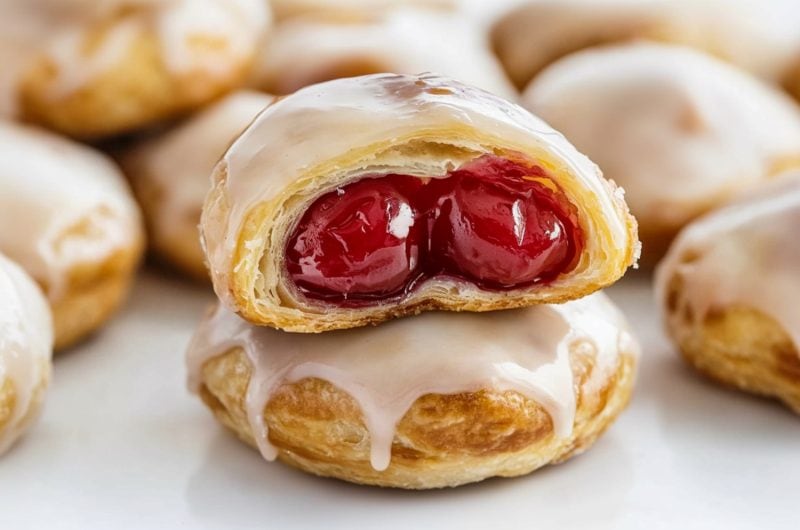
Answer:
285;155;581;304
285;176;424;300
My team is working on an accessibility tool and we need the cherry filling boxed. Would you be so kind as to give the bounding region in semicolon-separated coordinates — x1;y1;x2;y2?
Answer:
285;154;582;304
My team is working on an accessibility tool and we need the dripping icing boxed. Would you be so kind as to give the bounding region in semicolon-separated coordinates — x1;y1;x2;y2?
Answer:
186;292;635;471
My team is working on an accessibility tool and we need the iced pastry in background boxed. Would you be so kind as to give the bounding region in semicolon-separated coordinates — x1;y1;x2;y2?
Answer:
251;8;515;99
492;0;799;91
657;173;800;414
0;253;53;455
523;43;800;260
0;121;144;349
0;0;270;138
187;293;639;489
201;73;638;332
123;90;274;281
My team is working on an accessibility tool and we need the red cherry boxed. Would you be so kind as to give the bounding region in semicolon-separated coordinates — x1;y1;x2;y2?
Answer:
285;176;423;300
427;157;578;288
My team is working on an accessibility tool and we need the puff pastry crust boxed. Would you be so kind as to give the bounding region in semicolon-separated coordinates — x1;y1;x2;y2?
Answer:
491;0;796;91
0;122;144;350
656;172;800;413
201;73;638;332
188;293;639;489
251;9;515;99
524;43;800;261
0;253;53;455
1;0;270;138
269;0;454;22
124;90;274;281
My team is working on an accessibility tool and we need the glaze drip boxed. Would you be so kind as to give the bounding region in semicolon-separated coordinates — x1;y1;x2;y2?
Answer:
186;292;634;471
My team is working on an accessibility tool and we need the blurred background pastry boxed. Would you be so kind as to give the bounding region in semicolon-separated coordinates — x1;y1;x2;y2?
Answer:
123;90;274;281
491;0;800;93
250;7;515;98
0;121;144;349
187;292;639;489
1;0;271;138
656;173;800;413
0;253;53;456
523;43;800;260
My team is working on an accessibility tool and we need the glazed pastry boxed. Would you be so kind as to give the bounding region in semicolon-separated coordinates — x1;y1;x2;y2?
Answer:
0;253;53;455
124;90;274;281
656;173;800;413
187;292;639;488
251;9;515;98
491;0;795;91
201;73;638;332
268;0;454;21
1;0;270;138
0;121;144;350
523;43;800;260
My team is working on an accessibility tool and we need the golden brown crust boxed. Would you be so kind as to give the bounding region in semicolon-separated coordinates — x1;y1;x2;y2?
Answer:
663;273;800;414
196;346;637;489
19;24;251;139
49;234;144;351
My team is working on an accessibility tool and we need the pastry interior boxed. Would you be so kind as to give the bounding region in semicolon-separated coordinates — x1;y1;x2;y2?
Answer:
188;293;639;488
285;152;583;306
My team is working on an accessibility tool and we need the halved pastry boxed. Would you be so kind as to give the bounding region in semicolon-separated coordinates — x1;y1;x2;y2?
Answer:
491;0;795;91
124;90;274;281
201;73;638;332
656;173;800;414
2;0;270;138
187;292;639;489
0;253;53;455
523;43;800;260
250;8;515;98
0;121;145;350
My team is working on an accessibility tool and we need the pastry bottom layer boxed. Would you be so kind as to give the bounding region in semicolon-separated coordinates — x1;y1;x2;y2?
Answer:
196;347;637;489
665;277;800;414
51;239;143;351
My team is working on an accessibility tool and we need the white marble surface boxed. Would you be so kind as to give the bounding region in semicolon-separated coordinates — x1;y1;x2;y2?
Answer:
1;270;797;529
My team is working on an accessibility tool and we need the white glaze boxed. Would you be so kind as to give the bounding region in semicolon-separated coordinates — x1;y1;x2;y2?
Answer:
655;172;800;354
0;0;269;115
523;43;800;232
0;253;53;455
251;9;515;98
0;121;142;300
204;73;630;309
187;292;636;471
130;90;273;247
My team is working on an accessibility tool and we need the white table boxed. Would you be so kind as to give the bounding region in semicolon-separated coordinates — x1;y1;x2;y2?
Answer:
1;270;797;529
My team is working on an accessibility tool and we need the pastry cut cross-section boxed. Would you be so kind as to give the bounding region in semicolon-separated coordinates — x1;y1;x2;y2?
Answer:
201;73;638;332
186;292;640;489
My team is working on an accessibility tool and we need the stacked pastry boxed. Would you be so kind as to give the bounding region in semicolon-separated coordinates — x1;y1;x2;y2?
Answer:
186;73;641;488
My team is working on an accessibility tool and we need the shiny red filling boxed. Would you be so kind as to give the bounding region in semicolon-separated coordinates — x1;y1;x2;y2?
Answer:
286;154;582;305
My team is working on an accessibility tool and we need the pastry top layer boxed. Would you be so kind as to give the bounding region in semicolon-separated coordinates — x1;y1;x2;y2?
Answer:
0;0;269;116
253;8;515;98
128;90;273;244
203;73;635;315
0;121;142;300
524;43;800;232
656;172;800;353
0;253;53;455
187;292;638;471
269;0;455;21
